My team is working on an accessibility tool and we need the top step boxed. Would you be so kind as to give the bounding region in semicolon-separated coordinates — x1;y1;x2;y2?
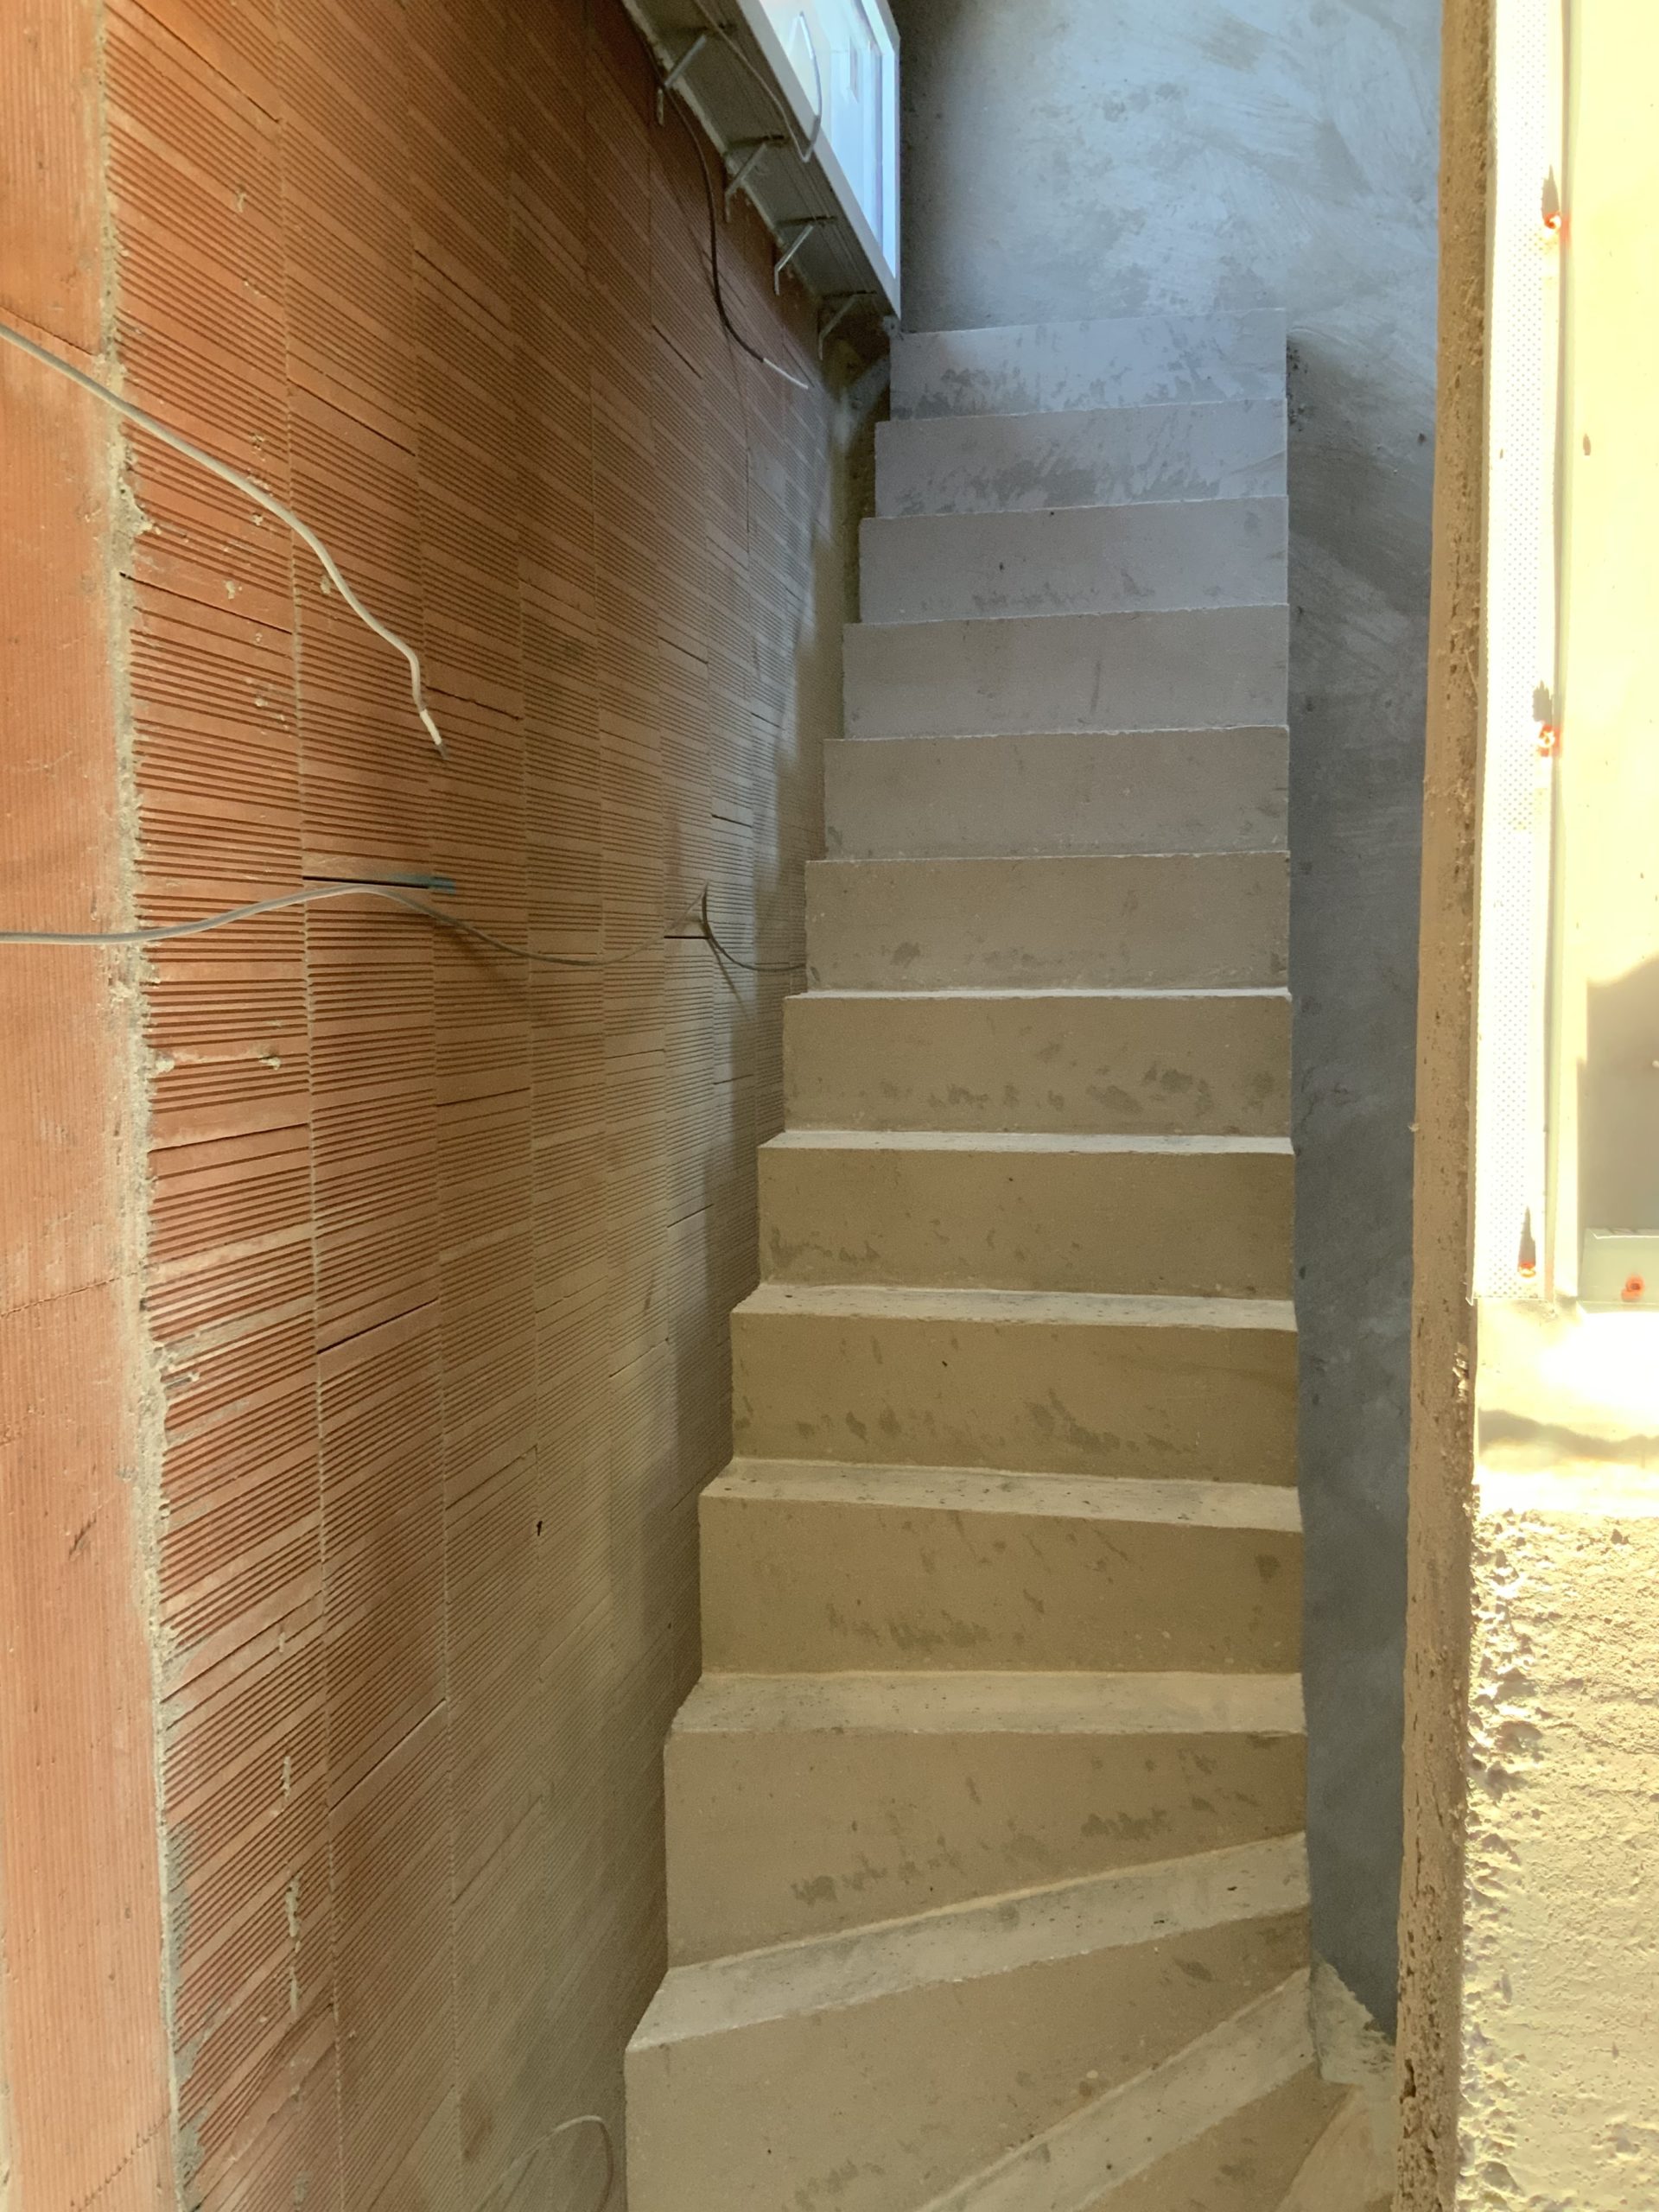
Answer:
891;308;1288;421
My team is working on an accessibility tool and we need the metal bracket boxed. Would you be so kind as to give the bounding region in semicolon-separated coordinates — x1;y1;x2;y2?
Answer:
817;292;870;359
722;137;785;217
773;216;833;294
655;31;708;123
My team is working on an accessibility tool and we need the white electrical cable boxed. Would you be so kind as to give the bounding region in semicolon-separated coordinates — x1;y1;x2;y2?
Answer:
474;2113;615;2211
0;316;447;753
691;0;823;161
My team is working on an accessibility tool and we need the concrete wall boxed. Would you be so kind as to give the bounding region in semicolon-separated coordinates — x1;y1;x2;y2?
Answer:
892;0;1440;2024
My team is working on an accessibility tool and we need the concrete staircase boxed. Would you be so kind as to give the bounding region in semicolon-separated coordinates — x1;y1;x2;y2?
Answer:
625;310;1391;2211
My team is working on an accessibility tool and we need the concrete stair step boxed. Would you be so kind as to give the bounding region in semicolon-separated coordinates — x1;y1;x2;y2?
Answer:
875;396;1287;518
916;1975;1335;2212
824;727;1288;859
626;1837;1311;2212
785;987;1291;1136
699;1460;1301;1675
1076;2071;1350;2212
890;309;1288;420
860;497;1287;624
732;1281;1298;1484
844;604;1287;739
666;1670;1306;1961
760;1128;1293;1299
807;853;1288;992
1275;2087;1394;2211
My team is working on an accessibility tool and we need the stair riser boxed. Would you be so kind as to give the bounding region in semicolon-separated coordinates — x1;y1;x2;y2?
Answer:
1276;2090;1394;2212
824;728;1288;859
860;499;1287;625
733;1302;1298;1483
807;855;1289;992
844;606;1288;739
890;311;1288;419
626;1912;1310;2212
760;1142;1293;1299
1078;2069;1346;2212
875;398;1287;518
667;1726;1306;1960
785;991;1290;1135
700;1493;1301;1674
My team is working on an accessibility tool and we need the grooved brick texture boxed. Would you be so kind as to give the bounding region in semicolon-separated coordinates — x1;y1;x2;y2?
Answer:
1;0;175;2206
104;0;837;2202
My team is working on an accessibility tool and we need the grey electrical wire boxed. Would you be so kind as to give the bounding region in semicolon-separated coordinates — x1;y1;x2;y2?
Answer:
0;879;806;974
662;90;810;392
474;2113;614;2212
0;316;447;753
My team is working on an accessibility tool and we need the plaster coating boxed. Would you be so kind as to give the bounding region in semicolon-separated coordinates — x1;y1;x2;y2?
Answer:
1401;1;1659;2196
893;0;1442;2023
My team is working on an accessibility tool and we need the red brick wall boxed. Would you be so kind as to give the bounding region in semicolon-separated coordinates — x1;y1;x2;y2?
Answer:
1;2;175;2204
4;0;843;2204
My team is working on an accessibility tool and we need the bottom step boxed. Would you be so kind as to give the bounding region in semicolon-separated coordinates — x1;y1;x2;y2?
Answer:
627;1838;1309;2212
917;1973;1341;2212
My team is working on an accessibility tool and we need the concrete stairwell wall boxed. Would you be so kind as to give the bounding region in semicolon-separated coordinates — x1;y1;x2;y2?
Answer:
892;0;1442;2025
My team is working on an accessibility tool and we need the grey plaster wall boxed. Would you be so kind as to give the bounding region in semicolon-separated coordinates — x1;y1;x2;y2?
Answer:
890;0;1440;2028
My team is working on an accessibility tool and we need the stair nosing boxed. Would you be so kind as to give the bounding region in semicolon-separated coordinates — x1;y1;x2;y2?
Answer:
734;1281;1298;1330
628;1833;1308;2050
791;985;1292;1002
861;490;1288;531
827;723;1291;746
706;1458;1303;1532
763;1128;1294;1156
673;1669;1307;1739
807;848;1288;867
848;598;1290;633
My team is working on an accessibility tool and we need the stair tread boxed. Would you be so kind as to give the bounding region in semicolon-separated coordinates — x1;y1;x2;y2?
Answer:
709;1458;1302;1532
913;1974;1314;2212
764;1128;1294;1156
736;1281;1296;1330
675;1670;1306;1738
631;1833;1307;2049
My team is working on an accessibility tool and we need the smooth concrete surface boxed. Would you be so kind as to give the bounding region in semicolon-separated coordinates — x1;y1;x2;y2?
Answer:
874;396;1287;518
891;0;1440;2022
785;987;1292;1135
891;309;1289;417
759;1128;1294;1298
844;602;1288;738
919;1978;1329;2212
665;1671;1306;1956
824;728;1289;859
1076;2072;1348;2212
859;495;1287;623
733;1281;1300;1483
629;1858;1309;2212
1277;2089;1393;2212
807;852;1290;991
700;1461;1302;1674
